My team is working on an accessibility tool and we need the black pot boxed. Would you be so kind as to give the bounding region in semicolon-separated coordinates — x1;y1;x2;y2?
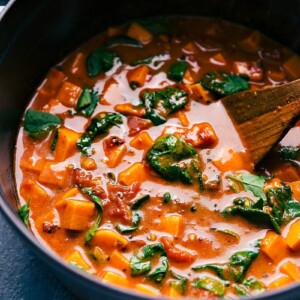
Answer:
0;0;300;299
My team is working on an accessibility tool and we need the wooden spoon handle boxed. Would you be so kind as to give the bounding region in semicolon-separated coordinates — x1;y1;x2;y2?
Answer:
222;80;300;165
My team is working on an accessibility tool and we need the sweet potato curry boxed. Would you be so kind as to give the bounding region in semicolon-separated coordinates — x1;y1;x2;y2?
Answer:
15;17;300;298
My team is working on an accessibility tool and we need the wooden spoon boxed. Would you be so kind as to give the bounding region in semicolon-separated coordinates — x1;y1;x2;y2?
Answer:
221;79;300;165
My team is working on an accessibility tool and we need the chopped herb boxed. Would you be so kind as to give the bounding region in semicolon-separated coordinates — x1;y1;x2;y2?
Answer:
200;71;250;97
85;214;102;243
81;187;103;211
77;112;123;155
227;173;267;200
132;194;150;210
86;48;119;77
142;243;166;258
146;134;202;186
76;87;99;117
234;277;266;296
50;129;59;152
116;213;141;234
278;146;299;161
192;264;227;280
103;35;143;48
130;255;152;276
192;276;226;297
167;61;188;82
24;110;61;140
18;201;30;227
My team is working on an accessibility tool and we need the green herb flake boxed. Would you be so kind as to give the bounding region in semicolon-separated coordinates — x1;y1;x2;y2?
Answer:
76;87;99;117
132;194;150;210
146;256;168;283
192;276;226;297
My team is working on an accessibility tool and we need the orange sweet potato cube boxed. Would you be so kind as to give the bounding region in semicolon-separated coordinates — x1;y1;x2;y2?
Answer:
93;229;129;249
54;128;81;162
280;261;300;281
66;250;91;270
118;162;148;185
56;81;82;107
127;65;150;87
135;284;160;296
159;214;184;237
101;271;130;288
129;131;153;150
127;22;153;44
286;220;300;251
268;276;293;289
60;200;95;231
261;231;289;262
109;250;130;272
38;161;72;188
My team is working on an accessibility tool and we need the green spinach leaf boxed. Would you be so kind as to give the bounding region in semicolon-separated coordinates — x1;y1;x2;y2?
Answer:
192;276;226;297
116;213;141;234
169;271;188;295
200;71;250;97
278;146;299;161
24;110;61;140
130;255;152;276
147;256;168;283
77;112;123;155
234;277;266;296
76;88;99;117
167;61;188;82
132;194;150;210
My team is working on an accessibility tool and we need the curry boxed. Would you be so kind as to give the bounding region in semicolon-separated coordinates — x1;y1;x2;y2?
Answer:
15;17;300;298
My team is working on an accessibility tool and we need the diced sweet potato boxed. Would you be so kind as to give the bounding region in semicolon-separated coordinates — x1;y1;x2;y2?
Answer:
280;261;300;281
188;83;214;104
20;154;45;174
129;131;153;150
38;161;72;188
54;128;81;162
66;250;91;270
268;276;293;289
127;65;150;87
289;181;300;201
127;22;153;44
261;231;289;262
283;55;300;78
118;162;148;186
101;271;130;288
38;68;66;97
159;214;184;237
211;53;226;65
135;284;160;296
286;220;300;251
177;111;190;127
60;200;95;231
81;157;97;170
213;151;252;172
55;187;80;209
93;229;129;249
239;31;262;51
20;180;49;210
103;137;127;168
183;69;194;84
56;81;82;107
109;250;130;271
114;103;145;117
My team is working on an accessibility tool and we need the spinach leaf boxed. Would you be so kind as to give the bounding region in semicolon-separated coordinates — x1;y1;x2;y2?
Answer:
77;112;123;155
192;264;227;280
138;17;170;35
227;173;267;200
86;48;119;77
85;214;102;243
132;194;150;210
142;87;188;124
142;243;166;258
18;201;30;228
223;205;281;234
278;146;299;161
147;256;168;283
76;88;99;117
146;134;202;185
167;61;188;82
234;277;266;296
116;213;141;234
103;36;143;48
169;271;188;295
228;247;260;283
192;276;226;297
130;255;152;276
163;192;171;204
200;71;250;97
80;188;103;243
24;110;61;140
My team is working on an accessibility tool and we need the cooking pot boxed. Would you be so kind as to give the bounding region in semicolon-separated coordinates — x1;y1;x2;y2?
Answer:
0;0;300;299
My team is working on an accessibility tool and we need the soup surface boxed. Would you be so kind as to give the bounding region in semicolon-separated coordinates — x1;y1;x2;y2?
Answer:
15;17;300;298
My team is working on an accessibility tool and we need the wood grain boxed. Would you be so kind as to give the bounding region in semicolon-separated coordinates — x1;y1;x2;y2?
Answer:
222;80;300;165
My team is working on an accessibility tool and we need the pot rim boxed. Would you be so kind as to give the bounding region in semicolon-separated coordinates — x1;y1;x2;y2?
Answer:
0;1;300;299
